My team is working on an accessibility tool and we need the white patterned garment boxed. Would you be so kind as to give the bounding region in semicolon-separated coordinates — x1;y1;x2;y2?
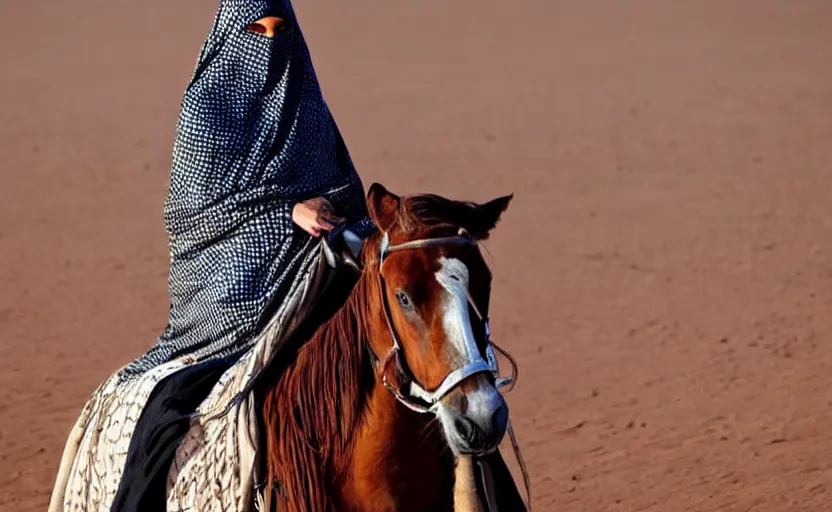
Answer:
50;362;187;512
50;241;336;512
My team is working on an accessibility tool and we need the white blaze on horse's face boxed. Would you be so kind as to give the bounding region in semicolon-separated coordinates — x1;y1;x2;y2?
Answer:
434;258;482;368
433;257;508;455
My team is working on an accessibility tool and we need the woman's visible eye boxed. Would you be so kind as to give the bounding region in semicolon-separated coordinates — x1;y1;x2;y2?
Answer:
246;16;289;38
395;291;414;311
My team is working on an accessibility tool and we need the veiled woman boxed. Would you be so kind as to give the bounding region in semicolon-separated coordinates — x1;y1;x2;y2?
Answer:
125;0;374;379
109;1;374;508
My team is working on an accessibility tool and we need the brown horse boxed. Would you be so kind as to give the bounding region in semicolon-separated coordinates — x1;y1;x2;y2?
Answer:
258;183;526;511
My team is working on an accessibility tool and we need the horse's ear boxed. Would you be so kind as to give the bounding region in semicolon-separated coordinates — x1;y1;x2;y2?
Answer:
467;194;513;240
367;183;401;232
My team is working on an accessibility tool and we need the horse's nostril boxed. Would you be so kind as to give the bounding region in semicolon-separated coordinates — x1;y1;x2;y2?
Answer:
452;400;509;452
454;416;475;444
491;402;509;438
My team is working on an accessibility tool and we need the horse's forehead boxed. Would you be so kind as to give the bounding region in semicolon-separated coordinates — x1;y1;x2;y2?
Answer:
435;257;470;287
384;243;487;290
429;248;488;284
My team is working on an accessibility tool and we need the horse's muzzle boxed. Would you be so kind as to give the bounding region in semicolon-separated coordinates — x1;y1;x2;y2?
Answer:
444;385;509;455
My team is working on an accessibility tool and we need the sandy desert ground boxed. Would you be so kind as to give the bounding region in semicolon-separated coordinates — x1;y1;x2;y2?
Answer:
1;1;831;510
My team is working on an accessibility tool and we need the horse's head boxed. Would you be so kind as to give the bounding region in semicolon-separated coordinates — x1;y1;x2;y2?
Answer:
364;183;514;455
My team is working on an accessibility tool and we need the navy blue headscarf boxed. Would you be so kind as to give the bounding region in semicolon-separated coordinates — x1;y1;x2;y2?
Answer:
121;0;372;376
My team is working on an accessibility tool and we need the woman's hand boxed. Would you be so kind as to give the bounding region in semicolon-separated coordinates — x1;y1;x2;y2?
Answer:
292;197;345;237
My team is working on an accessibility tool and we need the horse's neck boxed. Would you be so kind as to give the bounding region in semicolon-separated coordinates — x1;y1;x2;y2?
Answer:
328;278;454;510
262;274;454;511
343;380;455;511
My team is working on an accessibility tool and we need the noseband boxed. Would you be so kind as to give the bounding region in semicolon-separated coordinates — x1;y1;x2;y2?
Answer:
374;229;517;414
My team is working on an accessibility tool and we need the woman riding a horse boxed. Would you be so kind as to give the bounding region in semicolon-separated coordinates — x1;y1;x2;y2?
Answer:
49;1;526;510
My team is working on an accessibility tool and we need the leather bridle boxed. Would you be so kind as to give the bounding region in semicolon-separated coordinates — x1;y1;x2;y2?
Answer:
366;227;532;509
373;229;517;414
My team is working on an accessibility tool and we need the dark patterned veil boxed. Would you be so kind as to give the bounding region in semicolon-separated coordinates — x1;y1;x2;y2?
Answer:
120;0;373;378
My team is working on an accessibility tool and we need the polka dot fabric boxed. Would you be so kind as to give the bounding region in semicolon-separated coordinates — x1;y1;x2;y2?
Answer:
120;0;374;379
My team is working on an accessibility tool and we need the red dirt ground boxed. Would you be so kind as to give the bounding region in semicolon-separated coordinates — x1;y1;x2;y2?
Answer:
1;1;831;510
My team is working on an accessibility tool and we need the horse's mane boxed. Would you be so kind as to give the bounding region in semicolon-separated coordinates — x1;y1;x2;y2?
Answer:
260;269;378;512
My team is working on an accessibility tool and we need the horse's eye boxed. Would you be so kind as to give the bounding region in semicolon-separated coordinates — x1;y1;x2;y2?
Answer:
395;291;414;311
